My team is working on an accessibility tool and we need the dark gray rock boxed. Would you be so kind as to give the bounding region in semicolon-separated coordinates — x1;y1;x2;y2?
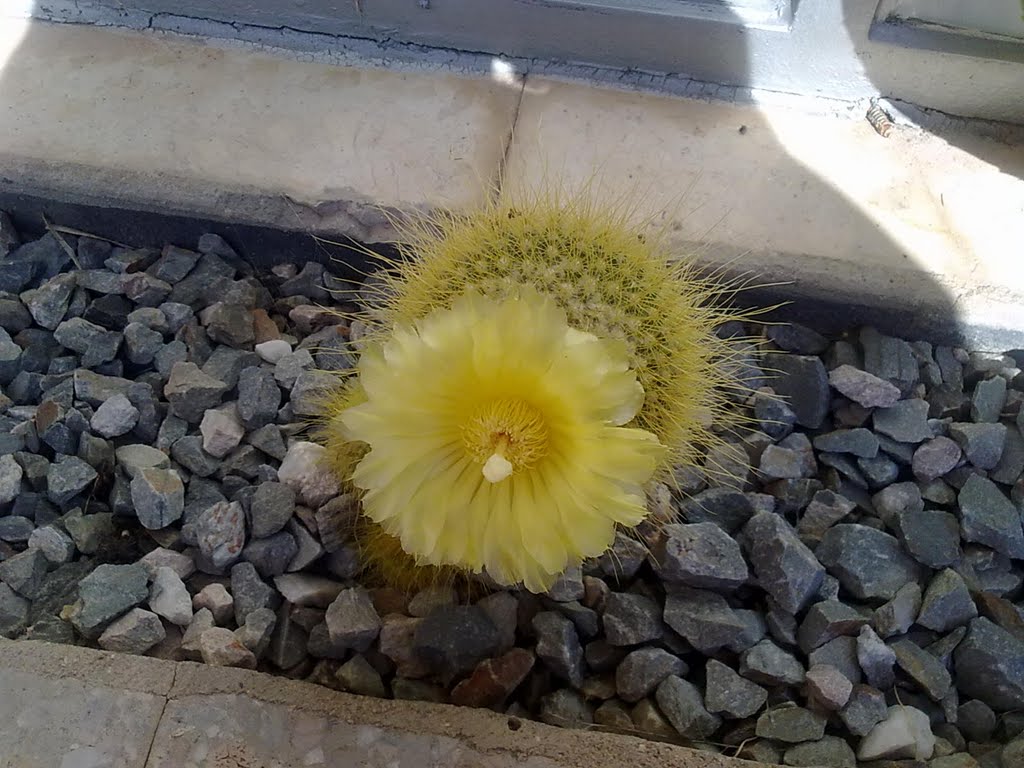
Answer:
46;456;97;505
655;675;722;739
663;587;746;653
533;611;585;687
68;563;149;639
200;347;259;391
20;273;76;330
704;659;767;719
861;327;919;393
992;425;1024;486
814;428;879;458
891;639;952;701
603;592;662;646
122;322;164;365
784;736;856;768
0;297;32;335
652;522;748;592
615;647;687;703
738;639;805;686
759;443;816;480
149;245;200;283
971;376;1007;423
204;302;254;348
236;366;281;430
414;605;500;682
755;704;826;743
290;370;336;417
230;561;280;626
53;318;121;368
917;569;978;633
89;393;139;438
163;362;228;423
808;636;861;684
912;436;962;482
124;273;171;306
829;364;901;408
0;515;34;543
840;685;888;736
767;322;828;355
816;524;926;601
0;548;49;599
797;600;869;653
754;390;797;440
539;689;593;730
742;512;823;614
170;436;219;477
241;531;297;578
545;566;584;602
958;475;1024;558
0;328;21;385
873;399;933;443
679;488;755;533
958;699;997;742
0;453;22;505
246;424;287;461
130;468;184;530
957;619;1024;712
73;369;133;406
949;422;1008;470
248;482;296;539
857;625;896;689
893;509;961;569
593;532;647;582
874;582;923;638
858;455;900;488
0;582;29;638
763;353;829;429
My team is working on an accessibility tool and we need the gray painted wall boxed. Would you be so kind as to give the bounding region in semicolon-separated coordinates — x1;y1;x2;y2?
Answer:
25;0;1024;123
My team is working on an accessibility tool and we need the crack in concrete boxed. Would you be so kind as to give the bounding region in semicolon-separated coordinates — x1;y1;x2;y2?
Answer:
139;664;177;768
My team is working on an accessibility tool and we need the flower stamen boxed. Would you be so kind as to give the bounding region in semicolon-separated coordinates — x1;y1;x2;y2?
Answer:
463;398;549;480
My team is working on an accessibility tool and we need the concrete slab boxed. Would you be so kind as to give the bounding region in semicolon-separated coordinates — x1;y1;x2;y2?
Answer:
504;79;1024;349
0;18;520;242
0;640;755;768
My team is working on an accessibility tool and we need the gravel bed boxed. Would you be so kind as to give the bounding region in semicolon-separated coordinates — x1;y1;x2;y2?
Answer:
2;212;1024;767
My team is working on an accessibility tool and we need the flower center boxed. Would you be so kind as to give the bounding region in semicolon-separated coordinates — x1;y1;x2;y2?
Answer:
462;398;550;483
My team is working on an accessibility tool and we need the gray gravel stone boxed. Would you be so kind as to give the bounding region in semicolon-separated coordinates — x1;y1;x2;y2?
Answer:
663;587;746;653
704;659;767;719
756;704;826;743
874;581;923;638
679;488;756;533
0;548;48;599
0;582;29;638
954;618;1024;711
949;422;1008;470
97;607;166;654
912;436;963;482
201;347;259;390
816;524;926;600
69;563;150;639
829;364;901;408
248;481;296;539
652;522;747;592
130;468;184;530
235;606;277;659
593;532;647;582
808;636;861;684
873;399;933;443
321;587;380;653
150;245;200;283
414;605;500;682
656;675;722;739
891;638;952;700
163;362;228;423
840;685;889;737
246;423;287;461
148;566;192;627
861;327;919;393
46;456;97;505
290;369;336;417
615;647;687;703
971;376;1007;423
199;626;256;668
601;592;662;646
797;490;856;544
20;273;76;330
784;736;856;768
857;625;897;689
236;366;281;430
759;443;816;480
170;435;219;477
122;322;164;365
539;689;593;729
54;318;122;368
992;425;1024;486
0;329;21;385
797;600;869;653
957;475;1024;558
742;512;823;614
199;403;245;459
89;393;139;438
814;428;879;458
740;639;805;686
0;453;23;504
241;531;297;578
754;390;797;440
230;561;279;626
124;273;171;306
533;610;585;687
545;566;584;602
63;510;115;556
958;699;997;742
917;569;978;633
806;663;854;710
763;353;829;429
197;501;246;569
0;516;34;542
28;525;75;564
115;444;170;478
893;509;961;569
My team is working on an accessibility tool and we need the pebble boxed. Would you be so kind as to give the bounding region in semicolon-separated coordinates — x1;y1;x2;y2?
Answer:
829;364;901;408
246;424;287;461
533;611;585;687
377;614;430;678
67;563;150;639
874;582;923;638
742;512;824;615
949;422;1008;470
163;362;228;423
0;454;22;505
814;428;880;458
114;444;170;478
917;569;978;633
957;475;1024;558
704;659;767;718
841;685;889;737
277;442;341;508
148;566;193;627
816;524;926;600
0;515;32;544
199;626;257;668
857;705;935;761
755;704;826;743
97;608;166;654
130;468;184;529
615;646;687;703
46;456;98;506
602;592;662;646
655;675;722;739
740;639;805;686
954;618;1024;711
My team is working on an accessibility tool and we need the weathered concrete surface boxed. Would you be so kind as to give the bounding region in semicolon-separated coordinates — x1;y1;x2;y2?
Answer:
0;639;757;768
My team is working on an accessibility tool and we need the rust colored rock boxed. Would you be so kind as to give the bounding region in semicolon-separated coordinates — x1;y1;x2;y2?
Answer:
450;648;535;708
251;308;281;343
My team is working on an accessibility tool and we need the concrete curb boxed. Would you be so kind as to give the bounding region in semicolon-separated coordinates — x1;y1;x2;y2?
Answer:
0;638;756;768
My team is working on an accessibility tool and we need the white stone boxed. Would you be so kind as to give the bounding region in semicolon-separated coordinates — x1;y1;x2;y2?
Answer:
858;705;936;762
148;566;193;627
277;441;341;509
0;454;23;505
273;573;345;608
192;583;234;625
255;339;292;364
199;403;245;459
139;547;195;580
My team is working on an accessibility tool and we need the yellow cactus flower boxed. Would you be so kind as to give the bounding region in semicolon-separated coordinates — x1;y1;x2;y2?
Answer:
336;286;665;592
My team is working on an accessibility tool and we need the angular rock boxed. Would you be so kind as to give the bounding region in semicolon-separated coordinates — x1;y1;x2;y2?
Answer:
230;561;279;626
89;393;139;438
53;318;121;368
234;606;276;658
957;699;997;743
950;422;1008;470
0;454;23;505
378;614;430;679
533;611;585;687
873;399;933;443
678;488;756;533
704;659;767;718
407;585;458;618
840;685;889;737
192;583;233;625
615;647;687;703
806;663;854;710
148;566;192;627
740;639;805;686
0;548;48;599
654;522;750;593
857;625;897;689
763;353;829;429
28;525;76;565
236;366;281;430
663;586;746;654
413;605;500;682
857;705;935;761
816;524;926;600
971;376;1007;423
196;500;246;569
913;437;963;482
755;704;826;743
130;468;184;530
917;569;978;633
602;592;662;646
246;424;287;461
450;648;535;708
122;322;164;365
69;563;150;639
46;456;97;505
241;531;297;578
97;608;166;654
335;654;386;697
656;675;722;739
797;600;869;653
875;582;923;638
20;273;76;330
199;626;257;668
539;689;593;729
115;444;170;478
808;636;862;685
742;512;823;614
200;403;245;459
783;736;856;768
163;362;228;423
954;618;1024;711
829;365;901;408
0;582;29;638
958;475;1024;558
814;428;879;458
891;639;952;701
323;587;380;653
893;509;961;569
